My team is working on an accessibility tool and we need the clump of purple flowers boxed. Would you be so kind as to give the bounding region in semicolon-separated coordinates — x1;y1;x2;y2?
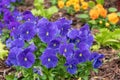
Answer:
38;18;104;74
0;0;104;79
4;16;104;74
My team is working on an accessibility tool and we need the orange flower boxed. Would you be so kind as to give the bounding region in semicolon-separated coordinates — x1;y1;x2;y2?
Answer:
58;0;64;8
99;8;107;18
108;13;119;24
81;2;88;10
95;4;103;9
89;9;99;20
74;4;80;12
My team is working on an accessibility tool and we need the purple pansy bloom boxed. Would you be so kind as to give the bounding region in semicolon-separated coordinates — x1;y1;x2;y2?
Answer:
38;19;58;43
48;37;61;49
59;43;74;57
17;47;35;68
20;21;36;41
40;49;58;68
67;29;79;39
6;47;22;66
11;39;24;48
65;58;78;74
75;49;91;63
12;9;22;21
89;52;104;68
8;21;20;31
22;11;37;23
78;42;89;51
55;18;72;36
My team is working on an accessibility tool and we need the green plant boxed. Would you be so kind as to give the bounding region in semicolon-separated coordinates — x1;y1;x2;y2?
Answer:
92;28;120;50
0;40;8;60
31;0;58;19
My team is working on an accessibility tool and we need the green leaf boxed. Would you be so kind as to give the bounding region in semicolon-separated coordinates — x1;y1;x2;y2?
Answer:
88;20;96;24
108;7;117;12
96;0;104;4
117;12;120;16
78;14;89;19
47;6;58;19
5;75;15;80
88;1;95;8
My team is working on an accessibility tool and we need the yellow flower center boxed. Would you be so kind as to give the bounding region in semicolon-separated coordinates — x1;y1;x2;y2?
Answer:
64;48;67;53
79;53;82;57
24;58;27;61
48;58;51;62
46;32;49;36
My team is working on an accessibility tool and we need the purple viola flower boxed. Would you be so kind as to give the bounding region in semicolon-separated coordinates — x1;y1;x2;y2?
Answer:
59;43;74;57
20;21;36;41
10;28;21;39
38;19;58;43
12;9;22;21
48;37;61;49
78;42;89;51
3;13;15;24
75;49;91;63
22;11;37;23
89;52;104;68
17;47;35;68
67;29;79;39
8;21;20;31
6;47;22;66
65;58;78;74
54;18;72;36
10;39;24;48
79;24;94;46
40;49;58;68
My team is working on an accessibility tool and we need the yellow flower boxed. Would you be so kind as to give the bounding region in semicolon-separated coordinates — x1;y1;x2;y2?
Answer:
80;0;84;2
74;4;80;12
58;0;64;9
66;1;71;7
81;2;88;10
99;21;103;24
89;9;99;20
105;22;110;27
108;13;119;24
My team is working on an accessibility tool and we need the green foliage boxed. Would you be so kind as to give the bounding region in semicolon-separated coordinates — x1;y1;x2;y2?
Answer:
108;7;117;12
0;41;8;60
96;0;104;5
32;0;58;19
88;1;95;8
94;28;120;50
78;14;89;19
